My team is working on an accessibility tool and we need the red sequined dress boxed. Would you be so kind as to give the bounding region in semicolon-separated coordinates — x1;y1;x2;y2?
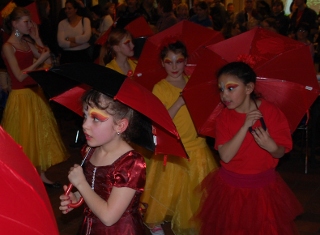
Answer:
79;147;146;235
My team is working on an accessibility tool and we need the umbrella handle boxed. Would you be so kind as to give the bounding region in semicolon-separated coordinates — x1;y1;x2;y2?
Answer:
65;183;84;208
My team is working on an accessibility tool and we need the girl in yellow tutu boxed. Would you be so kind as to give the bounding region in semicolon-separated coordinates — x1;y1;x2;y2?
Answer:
141;40;218;235
1;6;68;187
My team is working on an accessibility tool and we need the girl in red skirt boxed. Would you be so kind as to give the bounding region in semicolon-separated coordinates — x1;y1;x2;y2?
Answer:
196;62;303;235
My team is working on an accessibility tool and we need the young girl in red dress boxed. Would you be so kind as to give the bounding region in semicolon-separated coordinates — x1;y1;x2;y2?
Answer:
196;61;303;235
59;89;146;234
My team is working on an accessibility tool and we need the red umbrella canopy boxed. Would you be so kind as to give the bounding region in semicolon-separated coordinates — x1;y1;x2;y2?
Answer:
28;63;187;159
183;27;320;137
95;16;154;46
133;20;224;91
0;126;59;235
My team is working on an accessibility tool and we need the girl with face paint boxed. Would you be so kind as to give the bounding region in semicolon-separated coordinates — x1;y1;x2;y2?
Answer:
105;28;136;76
140;41;218;235
195;62;303;234
59;89;146;234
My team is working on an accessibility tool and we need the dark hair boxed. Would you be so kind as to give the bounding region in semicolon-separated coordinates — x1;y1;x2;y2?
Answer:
90;5;104;18
262;17;278;31
81;89;137;142
36;0;49;21
296;22;310;34
65;0;80;10
272;0;284;9
217;62;258;100
196;1;209;10
157;0;173;13
3;7;30;34
160;40;188;60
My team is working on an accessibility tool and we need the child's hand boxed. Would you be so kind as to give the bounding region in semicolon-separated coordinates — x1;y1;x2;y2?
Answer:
68;164;86;188
251;126;277;153
59;185;77;214
244;110;263;130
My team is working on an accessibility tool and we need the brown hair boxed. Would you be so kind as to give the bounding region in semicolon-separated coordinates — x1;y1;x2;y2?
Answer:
3;7;30;34
106;28;132;59
81;89;138;142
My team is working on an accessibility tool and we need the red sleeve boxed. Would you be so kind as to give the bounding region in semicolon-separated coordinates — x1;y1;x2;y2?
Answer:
263;102;292;153
113;151;146;192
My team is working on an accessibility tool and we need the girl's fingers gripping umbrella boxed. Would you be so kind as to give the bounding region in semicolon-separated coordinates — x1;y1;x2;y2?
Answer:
64;150;90;208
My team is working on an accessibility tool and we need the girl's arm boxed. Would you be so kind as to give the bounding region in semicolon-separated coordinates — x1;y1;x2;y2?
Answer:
78;184;136;226
218;110;262;163
168;96;185;119
2;43;50;82
67;164;137;226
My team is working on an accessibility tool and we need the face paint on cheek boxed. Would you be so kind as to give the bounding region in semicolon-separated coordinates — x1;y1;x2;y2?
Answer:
89;108;110;121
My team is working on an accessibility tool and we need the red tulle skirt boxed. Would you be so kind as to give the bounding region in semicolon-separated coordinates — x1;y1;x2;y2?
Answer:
195;167;303;235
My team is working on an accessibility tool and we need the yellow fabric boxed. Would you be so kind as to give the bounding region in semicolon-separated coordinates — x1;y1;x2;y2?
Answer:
105;58;137;75
1;87;68;171
141;79;219;235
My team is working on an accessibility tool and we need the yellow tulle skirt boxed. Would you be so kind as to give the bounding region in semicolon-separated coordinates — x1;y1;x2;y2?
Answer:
1;87;68;171
141;145;218;235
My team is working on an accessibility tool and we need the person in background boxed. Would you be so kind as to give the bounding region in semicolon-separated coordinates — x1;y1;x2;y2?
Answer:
176;3;189;21
235;0;263;30
295;22;315;58
189;1;213;29
261;17;278;33
155;0;178;32
288;0;317;42
270;0;289;36
2;6;68;188
105;28;136;75
116;0;142;28
57;0;92;64
36;0;60;60
189;0;199;18
59;89;146;235
195;61;303;234
226;2;235;22
140;0;159;26
209;0;227;31
221;20;246;39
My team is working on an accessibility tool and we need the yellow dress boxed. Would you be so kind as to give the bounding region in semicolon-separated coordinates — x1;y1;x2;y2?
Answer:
105;58;137;75
141;78;219;235
1;86;68;171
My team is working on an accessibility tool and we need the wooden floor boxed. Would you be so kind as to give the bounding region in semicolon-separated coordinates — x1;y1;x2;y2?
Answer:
45;105;320;235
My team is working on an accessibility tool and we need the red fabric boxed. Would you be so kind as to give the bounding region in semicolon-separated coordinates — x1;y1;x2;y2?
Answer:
25;2;40;25
3;44;37;89
195;167;303;235
80;148;146;235
0;126;59;234
215;99;292;174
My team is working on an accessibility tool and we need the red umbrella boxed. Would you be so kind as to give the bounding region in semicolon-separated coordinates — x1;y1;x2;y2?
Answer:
183;27;320;137
28;63;187;159
95;16;154;46
132;20;224;91
0;126;59;234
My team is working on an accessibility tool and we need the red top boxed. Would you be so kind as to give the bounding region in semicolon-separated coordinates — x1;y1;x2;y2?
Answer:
80;148;146;235
3;43;37;89
215;99;292;174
